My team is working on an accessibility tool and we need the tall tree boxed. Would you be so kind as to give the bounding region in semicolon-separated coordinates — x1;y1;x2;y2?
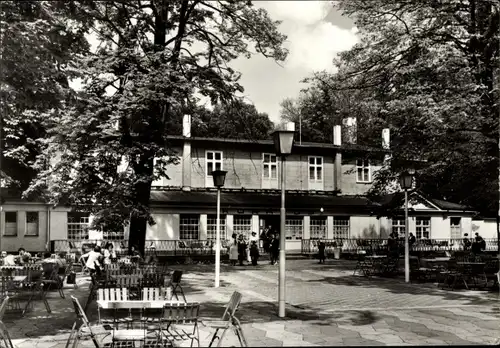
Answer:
192;100;273;140
0;1;89;194
303;0;499;216
26;0;287;253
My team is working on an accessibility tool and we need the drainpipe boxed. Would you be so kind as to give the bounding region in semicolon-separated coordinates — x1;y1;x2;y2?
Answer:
46;205;51;252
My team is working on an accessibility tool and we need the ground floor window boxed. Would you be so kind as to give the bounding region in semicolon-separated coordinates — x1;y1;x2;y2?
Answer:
67;212;90;240
310;217;326;239
416;217;431;239
233;215;252;238
333;216;350;239
179;214;200;240
285;217;303;240
25;212;39;236
207;214;227;240
450;217;461;239
392;217;405;237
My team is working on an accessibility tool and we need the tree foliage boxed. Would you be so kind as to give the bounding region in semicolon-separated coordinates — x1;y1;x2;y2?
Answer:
24;0;287;253
290;0;499;216
0;1;89;193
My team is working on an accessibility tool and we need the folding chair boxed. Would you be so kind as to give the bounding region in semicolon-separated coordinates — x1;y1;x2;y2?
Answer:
41;262;65;298
201;291;248;347
65;296;111;348
169;271;186;302
158;302;200;347
0;297;15;348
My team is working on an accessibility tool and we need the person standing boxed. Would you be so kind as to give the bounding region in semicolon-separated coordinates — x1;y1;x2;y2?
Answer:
463;233;472;251
103;243;116;265
229;233;238;266
409;233;416;251
250;240;260;266
81;246;103;276
237;234;247;266
318;240;326;264
270;233;280;265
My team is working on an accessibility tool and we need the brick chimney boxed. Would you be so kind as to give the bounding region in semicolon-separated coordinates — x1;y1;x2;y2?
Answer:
333;125;342;191
342;117;357;144
182;114;191;191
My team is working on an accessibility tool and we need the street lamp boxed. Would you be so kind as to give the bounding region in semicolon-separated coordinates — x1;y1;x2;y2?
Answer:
211;169;227;288
272;125;295;318
399;171;414;283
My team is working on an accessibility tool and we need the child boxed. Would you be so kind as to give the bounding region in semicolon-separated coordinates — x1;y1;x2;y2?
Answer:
250;241;260;266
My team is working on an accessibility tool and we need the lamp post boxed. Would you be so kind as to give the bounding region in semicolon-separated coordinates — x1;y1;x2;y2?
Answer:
399;171;413;283
211;170;227;288
272;125;295;318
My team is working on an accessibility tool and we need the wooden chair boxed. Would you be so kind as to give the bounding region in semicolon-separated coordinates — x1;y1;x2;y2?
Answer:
0;297;15;348
140;274;165;289
41;262;65;298
140;288;165;324
201;291;247;347
97;288;132;328
158;302;200;347
169;271;186;302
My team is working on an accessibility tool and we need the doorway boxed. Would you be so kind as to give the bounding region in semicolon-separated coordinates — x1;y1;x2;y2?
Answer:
260;215;280;237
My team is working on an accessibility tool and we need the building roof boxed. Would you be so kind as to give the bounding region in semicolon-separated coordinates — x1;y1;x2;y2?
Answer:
150;188;379;213
165;135;388;154
376;191;475;213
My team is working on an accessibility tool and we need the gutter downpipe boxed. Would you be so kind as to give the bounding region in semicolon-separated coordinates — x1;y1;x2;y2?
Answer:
46;205;51;252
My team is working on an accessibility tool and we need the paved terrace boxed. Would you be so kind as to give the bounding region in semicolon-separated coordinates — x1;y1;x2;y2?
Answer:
3;259;500;347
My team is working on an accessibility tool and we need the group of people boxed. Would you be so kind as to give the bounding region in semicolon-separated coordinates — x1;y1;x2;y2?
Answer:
463;232;486;254
227;225;280;266
0;248;33;266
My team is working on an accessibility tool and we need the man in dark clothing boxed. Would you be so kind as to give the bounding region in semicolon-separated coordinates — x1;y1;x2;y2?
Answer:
463;233;472;251
318;240;326;264
270;234;280;265
409;233;416;251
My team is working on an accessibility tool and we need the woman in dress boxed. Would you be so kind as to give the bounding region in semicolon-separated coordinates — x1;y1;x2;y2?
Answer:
237;234;247;266
229;233;238;266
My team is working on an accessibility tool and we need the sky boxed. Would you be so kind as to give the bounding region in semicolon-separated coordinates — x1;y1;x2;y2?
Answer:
72;1;358;125
236;1;358;124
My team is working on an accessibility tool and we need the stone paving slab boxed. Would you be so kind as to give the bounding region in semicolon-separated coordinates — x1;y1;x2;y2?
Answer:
2;260;500;347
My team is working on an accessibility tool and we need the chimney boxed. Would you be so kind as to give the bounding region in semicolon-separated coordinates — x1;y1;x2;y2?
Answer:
182;114;192;191
182;114;191;137
382;128;390;149
342;117;357;144
333;125;341;146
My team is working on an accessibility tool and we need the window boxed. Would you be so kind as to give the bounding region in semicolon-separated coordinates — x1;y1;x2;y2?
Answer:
309;157;323;182
67;213;90;240
392;217;405;237
450;217;461;239
233;215;252;238
285;217;303;240
356;159;371;183
26;212;39;236
179;214;200;240
333;216;350;239
207;214;227;240
262;153;278;179
4;212;17;236
310;217;327;239
206;151;223;176
416;217;431;239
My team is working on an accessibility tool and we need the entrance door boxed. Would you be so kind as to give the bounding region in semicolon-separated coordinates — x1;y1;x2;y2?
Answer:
260;216;280;237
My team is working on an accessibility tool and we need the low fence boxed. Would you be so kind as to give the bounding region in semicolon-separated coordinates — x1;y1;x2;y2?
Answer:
301;238;499;255
51;239;261;257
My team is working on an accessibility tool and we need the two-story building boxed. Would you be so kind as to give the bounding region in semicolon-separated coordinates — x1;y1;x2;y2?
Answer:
0;115;496;253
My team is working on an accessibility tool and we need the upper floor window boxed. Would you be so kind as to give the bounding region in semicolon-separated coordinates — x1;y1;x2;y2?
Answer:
262;153;277;180
450;217;461;239
356;159;371;183
416;217;430;239
206;151;223;176
4;212;17;236
26;212;39;236
309;156;323;182
67;213;90;240
180;214;199;240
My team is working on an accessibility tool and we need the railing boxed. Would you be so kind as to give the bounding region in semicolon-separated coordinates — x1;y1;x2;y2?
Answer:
51;239;260;256
301;238;499;254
